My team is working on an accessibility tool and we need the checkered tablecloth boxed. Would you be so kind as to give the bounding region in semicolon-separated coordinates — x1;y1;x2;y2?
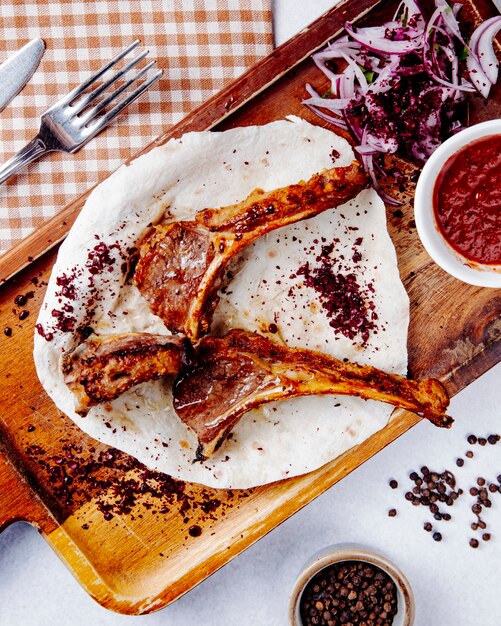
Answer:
0;0;273;255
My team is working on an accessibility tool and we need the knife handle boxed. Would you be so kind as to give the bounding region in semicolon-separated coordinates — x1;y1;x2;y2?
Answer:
0;134;49;185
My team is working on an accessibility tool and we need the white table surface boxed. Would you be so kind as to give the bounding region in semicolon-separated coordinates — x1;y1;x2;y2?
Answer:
1;2;500;624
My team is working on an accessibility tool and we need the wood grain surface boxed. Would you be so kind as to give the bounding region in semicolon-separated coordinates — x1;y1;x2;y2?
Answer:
0;0;499;615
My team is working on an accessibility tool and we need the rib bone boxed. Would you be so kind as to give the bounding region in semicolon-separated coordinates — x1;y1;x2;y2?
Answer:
172;329;452;460
134;161;367;340
63;333;189;415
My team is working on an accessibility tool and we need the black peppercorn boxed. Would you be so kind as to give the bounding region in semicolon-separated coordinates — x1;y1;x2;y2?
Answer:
299;561;398;626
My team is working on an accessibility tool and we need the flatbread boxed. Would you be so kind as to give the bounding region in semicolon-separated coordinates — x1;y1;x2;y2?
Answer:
34;117;409;489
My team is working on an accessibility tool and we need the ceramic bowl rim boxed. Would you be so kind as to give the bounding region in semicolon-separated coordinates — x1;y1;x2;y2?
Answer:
288;544;415;626
413;119;501;288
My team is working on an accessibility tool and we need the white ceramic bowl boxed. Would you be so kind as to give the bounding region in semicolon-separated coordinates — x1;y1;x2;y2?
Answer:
288;543;415;626
414;119;501;288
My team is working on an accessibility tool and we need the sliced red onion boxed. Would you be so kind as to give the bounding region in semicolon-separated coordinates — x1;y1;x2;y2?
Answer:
468;16;501;86
434;0;468;47
338;50;369;90
339;66;356;99
368;60;399;94
307;0;499;206
344;22;423;55
303;94;351;110
466;55;492;98
303;102;348;130
423;25;476;93
392;0;424;27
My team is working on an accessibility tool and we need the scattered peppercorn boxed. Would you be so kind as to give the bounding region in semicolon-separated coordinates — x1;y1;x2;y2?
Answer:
389;479;398;489
389;433;501;547
469;538;479;548
18;309;29;320
3;327;12;337
14;294;27;306
388;508;397;517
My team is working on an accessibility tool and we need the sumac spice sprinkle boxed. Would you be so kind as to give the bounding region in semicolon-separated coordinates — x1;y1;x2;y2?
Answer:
299;560;398;626
35;323;54;342
24;442;230;524
294;242;377;345
86;241;116;275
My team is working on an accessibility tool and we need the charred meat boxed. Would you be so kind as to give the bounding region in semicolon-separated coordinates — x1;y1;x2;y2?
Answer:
172;329;452;459
63;333;189;415
134;162;367;340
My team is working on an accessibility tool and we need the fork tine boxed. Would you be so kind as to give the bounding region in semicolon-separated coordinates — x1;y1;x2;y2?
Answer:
72;49;149;114
79;61;157;125
83;69;163;136
60;39;141;105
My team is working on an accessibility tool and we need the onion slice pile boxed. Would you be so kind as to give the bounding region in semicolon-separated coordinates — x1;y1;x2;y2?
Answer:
304;0;501;203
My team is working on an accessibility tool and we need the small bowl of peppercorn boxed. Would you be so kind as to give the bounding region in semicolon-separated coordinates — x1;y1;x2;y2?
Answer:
289;544;415;626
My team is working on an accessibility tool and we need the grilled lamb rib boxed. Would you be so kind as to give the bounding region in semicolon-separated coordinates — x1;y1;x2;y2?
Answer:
63;333;190;415
172;329;452;460
134;161;367;341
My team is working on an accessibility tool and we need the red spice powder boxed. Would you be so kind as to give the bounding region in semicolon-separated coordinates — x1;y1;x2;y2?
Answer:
294;241;378;344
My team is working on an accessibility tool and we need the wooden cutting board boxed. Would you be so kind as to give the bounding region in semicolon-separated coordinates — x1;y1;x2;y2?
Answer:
0;0;499;615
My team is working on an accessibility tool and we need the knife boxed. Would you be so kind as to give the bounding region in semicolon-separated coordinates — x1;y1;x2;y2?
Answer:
0;38;45;113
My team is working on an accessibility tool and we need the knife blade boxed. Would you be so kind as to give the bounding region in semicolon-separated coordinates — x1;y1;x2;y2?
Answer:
0;38;45;113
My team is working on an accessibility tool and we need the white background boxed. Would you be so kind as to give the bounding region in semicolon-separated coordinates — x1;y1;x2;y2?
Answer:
1;2;500;624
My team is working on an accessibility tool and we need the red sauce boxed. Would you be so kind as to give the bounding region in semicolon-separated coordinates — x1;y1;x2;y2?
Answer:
433;134;501;265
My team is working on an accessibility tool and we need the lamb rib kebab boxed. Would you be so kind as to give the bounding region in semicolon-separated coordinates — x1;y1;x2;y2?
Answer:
63;333;190;416
172;329;452;460
134;161;367;341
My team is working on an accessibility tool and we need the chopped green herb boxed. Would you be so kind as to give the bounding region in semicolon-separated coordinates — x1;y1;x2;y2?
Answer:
321;88;331;98
363;70;376;83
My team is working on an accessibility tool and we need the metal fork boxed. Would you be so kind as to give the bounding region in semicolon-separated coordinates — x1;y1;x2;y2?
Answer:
0;40;162;185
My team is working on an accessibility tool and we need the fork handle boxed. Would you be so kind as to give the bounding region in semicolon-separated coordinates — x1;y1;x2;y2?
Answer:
0;134;50;185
